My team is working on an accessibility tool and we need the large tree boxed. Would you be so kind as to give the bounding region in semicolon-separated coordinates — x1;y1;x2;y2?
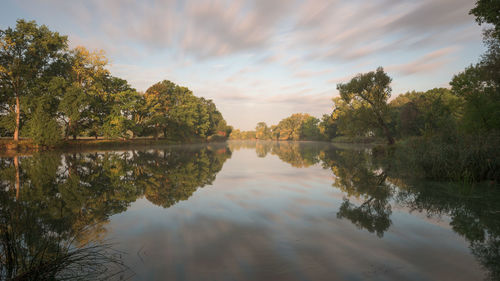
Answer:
450;0;500;133
0;20;67;141
337;67;395;145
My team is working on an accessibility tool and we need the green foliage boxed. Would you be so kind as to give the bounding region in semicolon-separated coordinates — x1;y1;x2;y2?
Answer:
300;116;321;140
103;90;142;139
470;0;500;39
142;80;230;141
389;88;462;137
394;133;500;182
318;113;337;140
448;0;500;134
25;104;62;146
0;20;231;145
255;122;272;140
331;97;376;138
231;114;322;141
450;64;500;133
0;19;68;140
337;67;395;145
274;113;321;141
0;111;15;135
229;129;256;140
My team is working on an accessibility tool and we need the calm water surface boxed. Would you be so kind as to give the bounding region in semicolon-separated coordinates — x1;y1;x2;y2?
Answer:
1;141;499;281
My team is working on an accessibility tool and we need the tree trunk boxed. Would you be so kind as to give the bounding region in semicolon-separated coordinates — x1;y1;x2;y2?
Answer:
14;156;20;200
66;118;71;140
375;113;394;145
382;123;394;145
14;95;20;141
154;124;159;140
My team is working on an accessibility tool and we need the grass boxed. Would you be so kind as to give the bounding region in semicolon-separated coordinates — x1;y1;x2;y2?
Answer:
386;133;500;182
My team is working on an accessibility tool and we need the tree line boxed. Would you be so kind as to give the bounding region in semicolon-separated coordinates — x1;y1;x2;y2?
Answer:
0;20;232;146
230;113;322;141
231;1;499;146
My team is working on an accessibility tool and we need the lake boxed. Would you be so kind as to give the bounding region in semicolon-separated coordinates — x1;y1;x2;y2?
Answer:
1;141;499;281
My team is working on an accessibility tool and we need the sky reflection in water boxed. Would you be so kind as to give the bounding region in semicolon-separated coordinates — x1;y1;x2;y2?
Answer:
1;141;498;281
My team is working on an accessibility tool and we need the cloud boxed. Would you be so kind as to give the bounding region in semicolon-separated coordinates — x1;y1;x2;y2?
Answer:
6;0;483;129
293;68;333;79
387;47;459;76
20;0;479;65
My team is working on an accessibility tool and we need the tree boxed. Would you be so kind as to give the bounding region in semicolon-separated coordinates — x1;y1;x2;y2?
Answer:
300;116;321;140
143;80;231;141
103;89;143;139
0;20;67;141
389;88;462;137
255;122;271;140
331;96;376;138
449;1;500;133
319;113;338;140
69;46;109;139
337;67;395;145
143;80;176;139
470;0;500;39
274;113;315;140
25;102;62;146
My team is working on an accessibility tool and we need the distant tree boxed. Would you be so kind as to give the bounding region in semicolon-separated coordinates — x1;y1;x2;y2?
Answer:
229;129;242;140
274;113;315;140
255;122;271;140
337;67;395;145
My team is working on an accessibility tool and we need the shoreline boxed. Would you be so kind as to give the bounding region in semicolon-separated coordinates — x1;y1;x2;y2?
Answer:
0;138;216;155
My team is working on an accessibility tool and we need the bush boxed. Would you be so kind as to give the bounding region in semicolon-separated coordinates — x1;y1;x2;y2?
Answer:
25;107;62;146
207;134;227;142
394;133;500;182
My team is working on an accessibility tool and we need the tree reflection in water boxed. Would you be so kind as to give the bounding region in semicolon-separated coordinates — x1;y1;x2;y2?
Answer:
229;141;499;280
1;141;499;280
0;144;232;280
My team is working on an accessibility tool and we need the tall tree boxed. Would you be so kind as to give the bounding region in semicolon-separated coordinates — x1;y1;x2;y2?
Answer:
67;46;109;139
450;0;500;133
0;20;67;141
337;67;395;145
470;0;500;39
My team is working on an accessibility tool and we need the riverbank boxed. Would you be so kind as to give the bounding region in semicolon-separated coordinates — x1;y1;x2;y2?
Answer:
330;135;385;144
0;137;222;154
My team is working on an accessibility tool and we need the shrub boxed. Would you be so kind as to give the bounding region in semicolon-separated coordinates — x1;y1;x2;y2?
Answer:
25;107;62;146
394;133;500;182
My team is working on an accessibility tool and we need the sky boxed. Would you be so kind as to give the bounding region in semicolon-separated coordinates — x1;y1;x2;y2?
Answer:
0;0;486;130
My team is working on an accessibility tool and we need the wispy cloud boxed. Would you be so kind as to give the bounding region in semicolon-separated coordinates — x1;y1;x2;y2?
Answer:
2;0;484;129
387;47;459;76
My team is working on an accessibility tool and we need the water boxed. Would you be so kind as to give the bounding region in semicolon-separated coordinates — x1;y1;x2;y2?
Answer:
1;141;499;281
